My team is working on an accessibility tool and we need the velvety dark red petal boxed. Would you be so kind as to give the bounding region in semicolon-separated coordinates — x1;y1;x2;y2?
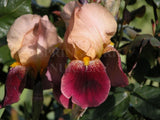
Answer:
101;47;128;87
0;65;27;108
61;59;110;109
46;48;72;108
25;70;53;90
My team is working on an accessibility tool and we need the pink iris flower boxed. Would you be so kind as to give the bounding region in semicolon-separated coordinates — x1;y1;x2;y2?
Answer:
0;14;62;108
47;1;129;109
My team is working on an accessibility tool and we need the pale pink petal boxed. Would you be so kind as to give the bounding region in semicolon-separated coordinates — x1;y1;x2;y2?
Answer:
46;49;72;108
61;1;79;27
7;14;40;58
0;66;27;108
61;59;110;109
7;14;62;71
101;47;128;87
64;3;117;60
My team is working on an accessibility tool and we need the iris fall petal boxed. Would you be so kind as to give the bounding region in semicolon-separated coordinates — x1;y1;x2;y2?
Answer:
61;59;110;108
0;66;27;108
101;47;128;87
46;49;72;108
25;71;53;90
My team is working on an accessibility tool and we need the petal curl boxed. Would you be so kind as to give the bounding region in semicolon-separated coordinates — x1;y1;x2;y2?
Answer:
64;3;117;60
101;47;128;87
0;66;27;108
7;14;40;58
46;49;72;108
61;1;79;27
61;59;110;108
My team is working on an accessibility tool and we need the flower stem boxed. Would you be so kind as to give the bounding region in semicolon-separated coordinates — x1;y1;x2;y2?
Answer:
115;1;127;49
32;73;43;120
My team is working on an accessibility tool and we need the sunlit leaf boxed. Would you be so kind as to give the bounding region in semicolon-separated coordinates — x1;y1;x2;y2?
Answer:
150;37;160;47
145;0;160;8
36;0;51;7
123;27;138;39
153;0;160;8
32;0;64;23
0;0;32;38
145;76;160;82
0;108;5;118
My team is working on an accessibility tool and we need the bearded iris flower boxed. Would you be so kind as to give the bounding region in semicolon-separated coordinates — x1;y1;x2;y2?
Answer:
0;0;128;110
47;1;129;109
0;14;62;108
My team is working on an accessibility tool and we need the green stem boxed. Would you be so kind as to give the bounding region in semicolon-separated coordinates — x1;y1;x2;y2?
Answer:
115;2;127;49
32;73;43;120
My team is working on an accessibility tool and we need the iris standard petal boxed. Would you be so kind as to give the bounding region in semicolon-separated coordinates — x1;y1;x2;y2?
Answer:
61;1;79;27
7;14;62;71
61;59;110;108
101;47;128;87
64;3;117;60
0;65;27;108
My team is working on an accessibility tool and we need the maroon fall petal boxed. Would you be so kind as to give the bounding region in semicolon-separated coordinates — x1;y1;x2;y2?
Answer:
0;65;27;108
101;47;128;87
61;59;111;109
46;48;72;108
25;71;53;90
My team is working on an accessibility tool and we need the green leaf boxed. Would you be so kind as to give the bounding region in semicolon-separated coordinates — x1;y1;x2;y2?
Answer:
92;91;130;120
0;108;5;118
124;0;137;5
150;37;160;47
145;0;160;8
36;0;51;7
0;36;7;47
145;76;160;82
0;45;13;64
0;84;5;118
153;0;160;8
126;34;160;73
130;85;160;120
131;34;160;48
145;64;160;82
0;0;32;38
